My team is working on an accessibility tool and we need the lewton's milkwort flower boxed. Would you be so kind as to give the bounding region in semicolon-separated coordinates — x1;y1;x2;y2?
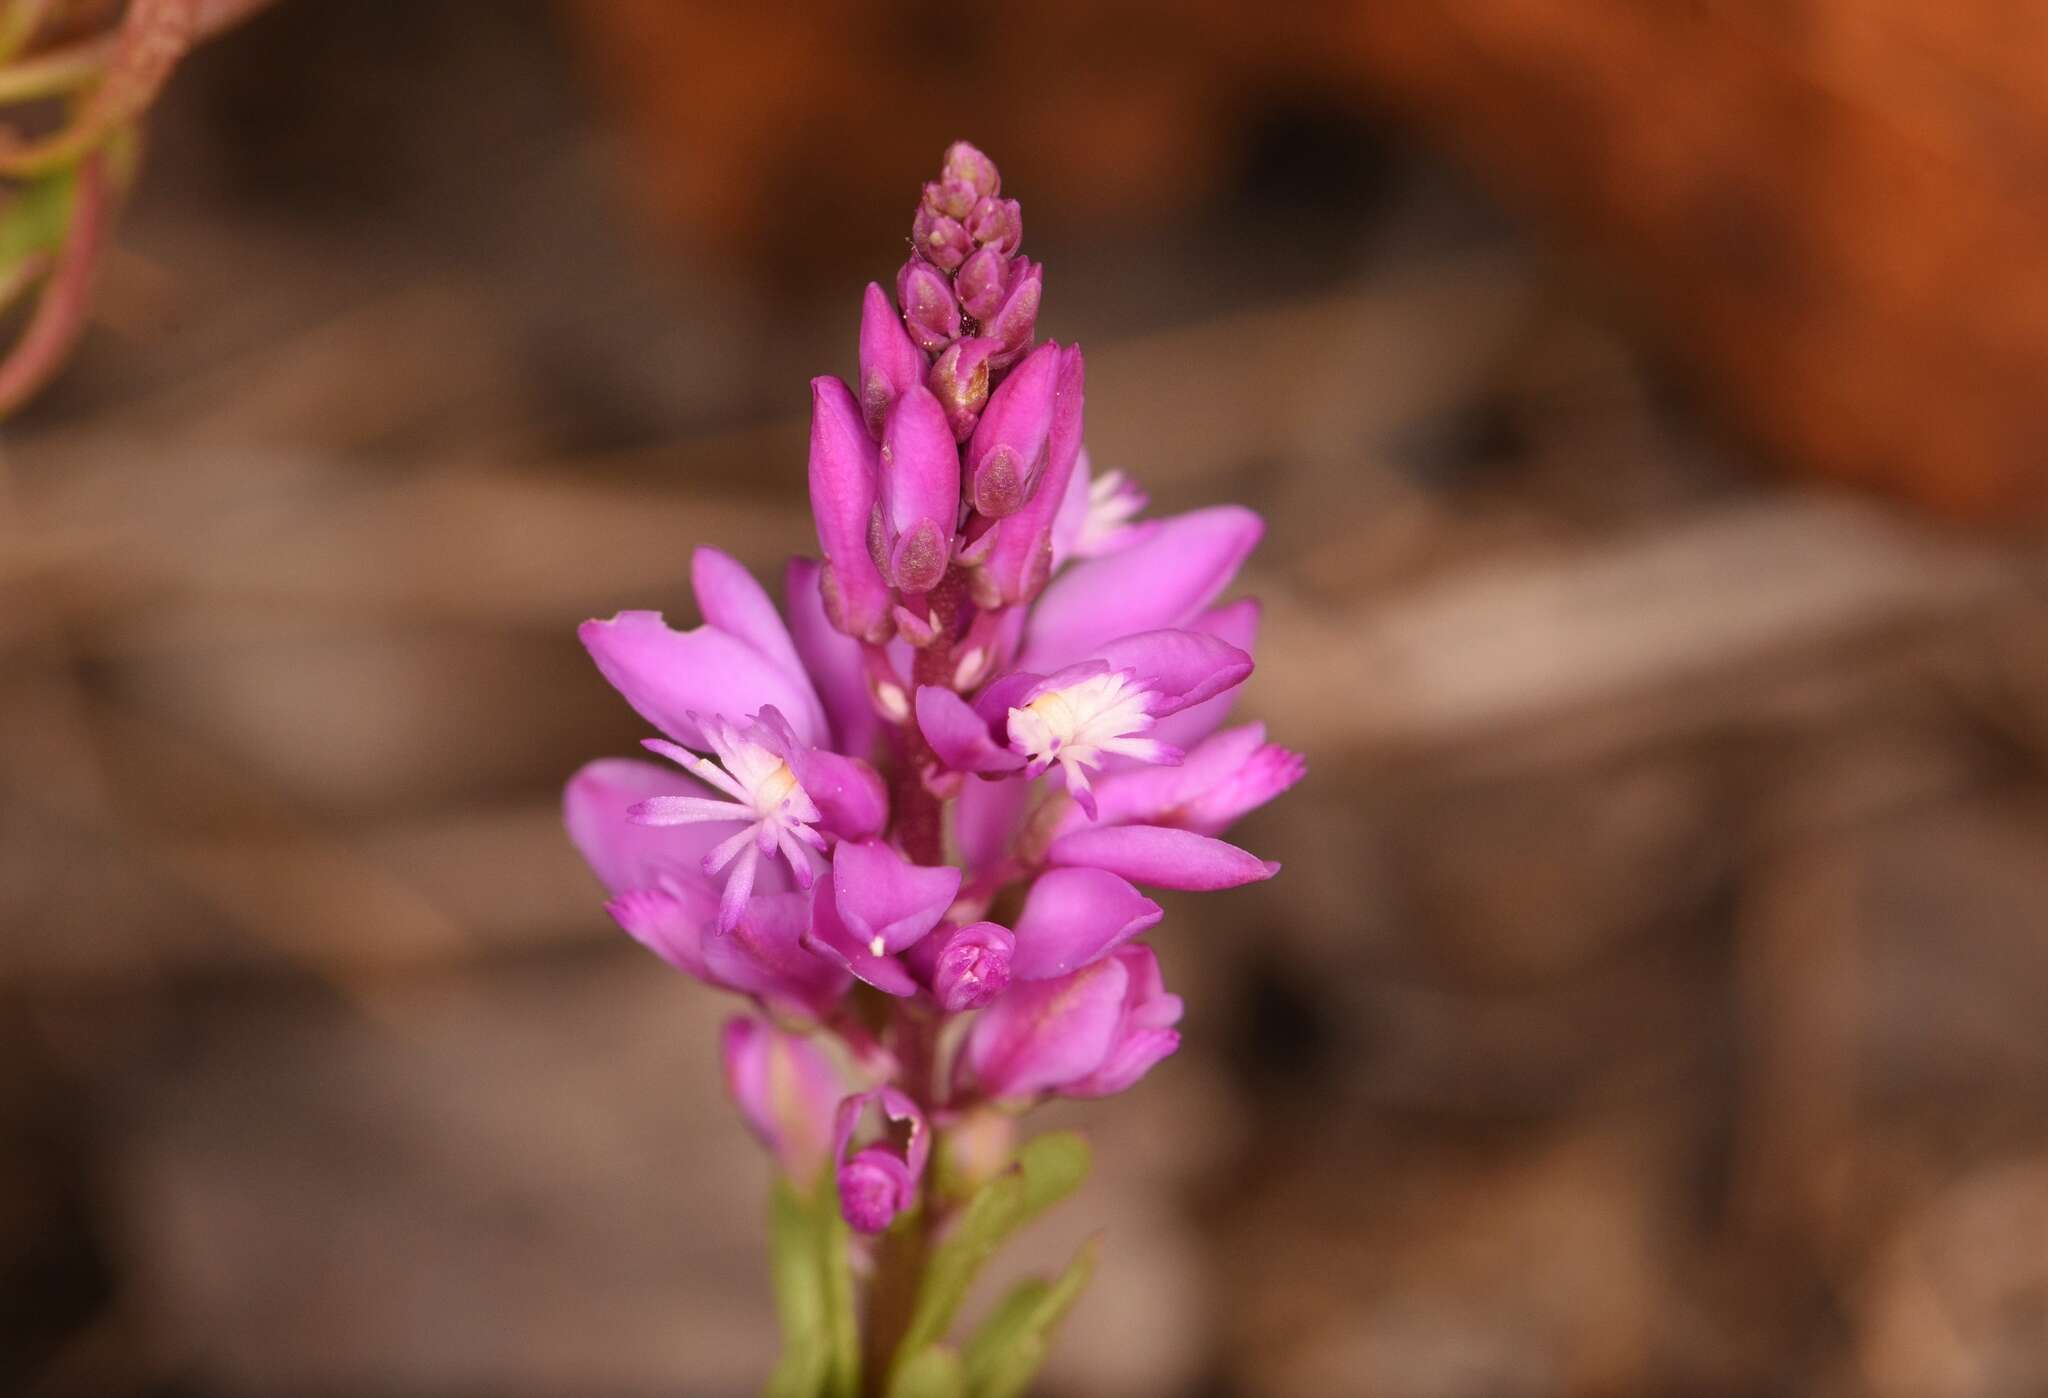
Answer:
563;142;1302;1395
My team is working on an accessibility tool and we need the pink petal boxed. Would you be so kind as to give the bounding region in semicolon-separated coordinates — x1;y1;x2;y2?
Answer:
915;685;1026;774
1046;824;1278;891
832;839;963;955
564;758;730;896
1010;867;1163;980
963;955;1128;1099
1090;627;1252;715
1149;598;1261;750
785;557;883;761
1021;505;1262;670
579;610;826;750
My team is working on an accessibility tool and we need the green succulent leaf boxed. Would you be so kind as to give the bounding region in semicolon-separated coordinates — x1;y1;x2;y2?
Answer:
963;1235;1099;1398
892;1131;1091;1374
886;1344;967;1398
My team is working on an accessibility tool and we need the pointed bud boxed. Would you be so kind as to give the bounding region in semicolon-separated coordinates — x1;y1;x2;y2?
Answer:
941;141;1000;200
966;196;1022;257
833;1087;930;1234
976;345;1084;606
911;204;970;272
984;260;1042;369
876;386;960;594
929;921;1015;1011
896;256;962;353
807;376;895;642
923;177;978;221
928;336;998;441
964;340;1060;518
956;246;1009;323
723;1017;841;1180
859;282;926;440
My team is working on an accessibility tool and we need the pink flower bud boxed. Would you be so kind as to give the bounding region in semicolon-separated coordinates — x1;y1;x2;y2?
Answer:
911;204;970;272
922;177;977;221
941;140;1000;200
956;246;1009;323
859;282;926;440
966;196;1022;257
877;386;960;594
896;256;962;353
963;945;1182;1101
832;1087;930;1234
929;921;1015;1011
928;336;999;441
965;341;1060;518
977;345;1085;605
723;1017;842;1180
807;376;895;643
984;260;1042;370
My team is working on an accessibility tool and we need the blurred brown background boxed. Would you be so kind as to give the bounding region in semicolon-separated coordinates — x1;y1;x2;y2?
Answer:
5;1;2048;1394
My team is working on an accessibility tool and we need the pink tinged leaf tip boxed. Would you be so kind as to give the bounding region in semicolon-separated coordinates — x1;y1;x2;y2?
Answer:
723;1016;842;1180
859;282;926;439
807;376;895;643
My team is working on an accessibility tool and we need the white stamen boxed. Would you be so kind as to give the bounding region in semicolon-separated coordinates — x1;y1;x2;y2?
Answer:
643;719;825;929
952;647;988;690
1007;670;1171;804
874;682;910;723
1077;469;1147;555
868;935;887;957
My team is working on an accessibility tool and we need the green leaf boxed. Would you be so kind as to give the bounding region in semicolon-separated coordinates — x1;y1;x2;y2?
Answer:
886;1344;966;1398
963;1236;1099;1398
893;1132;1091;1372
0;168;76;272
815;1174;861;1398
762;1178;831;1398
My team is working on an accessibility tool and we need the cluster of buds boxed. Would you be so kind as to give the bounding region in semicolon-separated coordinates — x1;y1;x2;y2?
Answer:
565;142;1301;1387
886;140;1042;447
